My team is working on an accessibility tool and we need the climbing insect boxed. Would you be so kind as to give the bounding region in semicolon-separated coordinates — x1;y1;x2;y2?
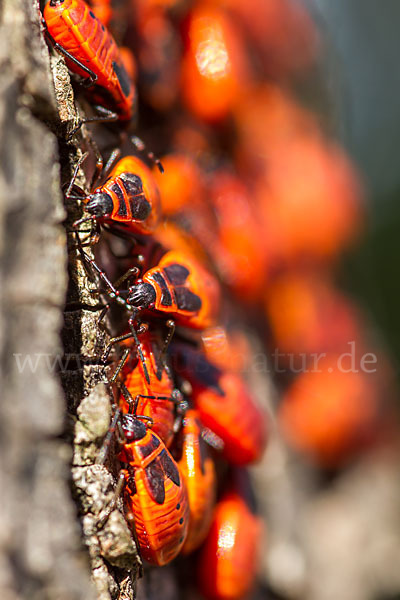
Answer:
97;400;189;566
68;151;162;236
43;0;136;132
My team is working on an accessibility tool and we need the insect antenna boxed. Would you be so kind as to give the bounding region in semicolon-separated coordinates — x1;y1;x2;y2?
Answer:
131;136;164;174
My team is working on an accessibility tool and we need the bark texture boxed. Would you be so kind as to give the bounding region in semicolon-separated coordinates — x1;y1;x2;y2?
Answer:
0;1;139;598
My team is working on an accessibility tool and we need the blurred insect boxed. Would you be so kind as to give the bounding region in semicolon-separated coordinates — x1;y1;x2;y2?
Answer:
207;171;269;303
87;0;112;27
200;325;250;374
98;404;189;566
127;249;220;330
43;0;136;133
69;152;162;236
153;153;204;217
180;4;249;123
154;220;210;267
197;489;261;600
119;46;137;82
178;409;217;555
279;354;379;467
135;5;181;111
173;345;267;465
153;153;220;261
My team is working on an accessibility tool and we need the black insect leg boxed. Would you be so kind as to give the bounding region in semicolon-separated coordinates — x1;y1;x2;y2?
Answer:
130;136;164;174
156;319;175;380
67;106;118;141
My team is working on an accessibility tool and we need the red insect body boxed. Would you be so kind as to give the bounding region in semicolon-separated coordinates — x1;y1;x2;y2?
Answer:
175;347;267;465
117;415;189;565
84;155;161;234
197;490;261;600
200;325;251;374
178;409;216;555
180;4;249;123
43;0;135;124
121;331;176;447
207;171;269;303
88;0;112;27
128;249;220;330
195;372;267;465
154;220;210;268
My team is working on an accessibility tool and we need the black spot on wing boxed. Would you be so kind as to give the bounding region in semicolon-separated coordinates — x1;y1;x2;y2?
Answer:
174;287;202;312
120;174;152;221
159;449;180;487
131;196;151;220
119;172;143;194
145;458;165;504
112;61;132;98
138;434;161;459
164;264;190;285
152;272;172;307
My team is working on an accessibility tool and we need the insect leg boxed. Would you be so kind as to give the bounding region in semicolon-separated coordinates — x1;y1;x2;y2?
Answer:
156;319;175;380
67;106;118;141
131;136;164;174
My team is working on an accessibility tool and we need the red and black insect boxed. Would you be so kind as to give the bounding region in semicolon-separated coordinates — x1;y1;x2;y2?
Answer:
127;249;221;330
114;411;190;565
43;0;136;130
173;345;268;465
114;328;185;448
178;409;217;555
69;153;162;235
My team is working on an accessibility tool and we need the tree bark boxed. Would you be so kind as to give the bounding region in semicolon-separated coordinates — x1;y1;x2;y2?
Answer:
0;1;139;598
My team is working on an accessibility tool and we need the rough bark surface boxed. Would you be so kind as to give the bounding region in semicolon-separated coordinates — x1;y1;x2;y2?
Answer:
0;1;139;598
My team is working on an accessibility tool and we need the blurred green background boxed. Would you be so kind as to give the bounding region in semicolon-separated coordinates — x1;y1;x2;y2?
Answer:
312;0;400;377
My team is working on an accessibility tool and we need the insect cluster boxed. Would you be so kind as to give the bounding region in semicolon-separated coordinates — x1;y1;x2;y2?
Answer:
40;0;376;597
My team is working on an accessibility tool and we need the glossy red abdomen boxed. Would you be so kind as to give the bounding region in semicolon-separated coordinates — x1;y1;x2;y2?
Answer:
197;491;261;600
174;347;267;465
180;5;249;122
178;409;216;554
118;426;189;565
43;0;135;123
195;371;267;465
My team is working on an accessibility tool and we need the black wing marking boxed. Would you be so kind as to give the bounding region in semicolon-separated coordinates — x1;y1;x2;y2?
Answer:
109;181;127;216
120;173;152;221
138;434;161;459
144;458;165;504
112;60;132;98
174;287;202;312
152;272;172;306
159;449;180;487
164;264;190;285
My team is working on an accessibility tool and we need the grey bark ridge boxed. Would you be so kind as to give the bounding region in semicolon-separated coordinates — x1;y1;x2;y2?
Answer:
0;1;140;599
